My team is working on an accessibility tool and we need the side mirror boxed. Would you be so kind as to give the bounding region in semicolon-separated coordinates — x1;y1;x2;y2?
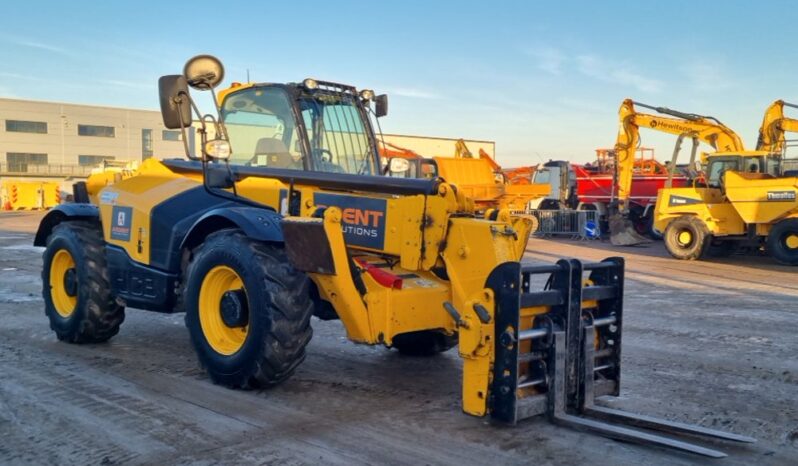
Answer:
158;75;192;129
375;94;388;118
183;54;225;90
388;157;409;173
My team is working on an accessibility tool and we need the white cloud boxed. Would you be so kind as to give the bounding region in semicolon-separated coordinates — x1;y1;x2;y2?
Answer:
576;54;663;93
387;87;440;99
524;46;567;75
98;79;152;90
15;39;68;54
679;62;735;92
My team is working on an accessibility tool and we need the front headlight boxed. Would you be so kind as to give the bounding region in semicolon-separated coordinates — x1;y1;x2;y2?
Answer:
205;139;232;160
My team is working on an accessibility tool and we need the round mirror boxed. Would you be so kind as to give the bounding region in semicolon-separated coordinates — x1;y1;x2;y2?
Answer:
183;54;225;90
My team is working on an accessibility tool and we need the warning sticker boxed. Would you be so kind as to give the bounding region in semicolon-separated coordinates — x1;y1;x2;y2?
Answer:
110;206;133;241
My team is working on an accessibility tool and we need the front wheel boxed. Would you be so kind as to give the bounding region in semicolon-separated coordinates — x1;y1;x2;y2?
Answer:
42;221;125;343
663;216;711;260
767;219;798;265
184;230;314;388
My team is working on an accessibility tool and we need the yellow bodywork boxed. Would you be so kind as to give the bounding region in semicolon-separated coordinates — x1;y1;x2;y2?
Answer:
434;156;549;211
655;159;798;237
84;156;599;417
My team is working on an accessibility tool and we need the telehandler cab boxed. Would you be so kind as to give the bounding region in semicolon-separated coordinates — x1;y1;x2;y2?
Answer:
35;55;753;457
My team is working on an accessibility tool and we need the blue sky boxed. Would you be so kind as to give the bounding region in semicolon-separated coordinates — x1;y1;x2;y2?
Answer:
1;1;796;165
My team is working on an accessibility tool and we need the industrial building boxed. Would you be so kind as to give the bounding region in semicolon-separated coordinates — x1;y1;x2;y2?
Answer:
0;97;188;182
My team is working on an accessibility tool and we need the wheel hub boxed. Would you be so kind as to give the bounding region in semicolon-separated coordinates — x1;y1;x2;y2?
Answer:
220;289;248;328
677;230;693;246
785;234;798;250
63;268;77;297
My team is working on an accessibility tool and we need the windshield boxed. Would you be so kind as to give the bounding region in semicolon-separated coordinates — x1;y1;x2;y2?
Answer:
299;91;377;175
221;87;304;169
219;86;379;175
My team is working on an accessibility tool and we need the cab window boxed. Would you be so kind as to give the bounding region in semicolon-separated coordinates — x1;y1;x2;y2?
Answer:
707;159;739;187
221;87;304;170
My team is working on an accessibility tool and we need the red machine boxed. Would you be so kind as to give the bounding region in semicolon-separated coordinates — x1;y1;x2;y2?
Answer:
510;148;688;237
576;148;688;208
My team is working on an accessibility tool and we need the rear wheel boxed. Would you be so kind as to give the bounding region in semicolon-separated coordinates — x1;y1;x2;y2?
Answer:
766;219;798;265
42;221;125;343
184;230;314;388
663;216;711;260
391;330;457;356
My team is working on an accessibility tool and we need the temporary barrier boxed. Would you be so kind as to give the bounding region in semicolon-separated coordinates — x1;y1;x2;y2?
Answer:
0;181;62;210
525;209;601;240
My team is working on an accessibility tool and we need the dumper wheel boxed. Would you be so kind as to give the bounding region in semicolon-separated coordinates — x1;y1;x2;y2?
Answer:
664;216;710;260
767;218;798;265
184;230;313;388
392;331;457;356
41;221;125;343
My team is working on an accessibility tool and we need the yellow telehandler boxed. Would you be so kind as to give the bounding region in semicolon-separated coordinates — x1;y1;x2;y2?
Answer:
34;56;752;457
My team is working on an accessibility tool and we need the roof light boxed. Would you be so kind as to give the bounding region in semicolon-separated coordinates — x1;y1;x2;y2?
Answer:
303;78;318;90
359;89;375;101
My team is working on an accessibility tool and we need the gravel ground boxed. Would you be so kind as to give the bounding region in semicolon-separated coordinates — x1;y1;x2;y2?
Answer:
0;210;796;465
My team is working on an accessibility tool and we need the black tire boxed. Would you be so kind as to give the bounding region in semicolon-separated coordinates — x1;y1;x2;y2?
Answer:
392;331;457;356
640;213;664;240
766;218;798;265
527;214;540;234
663;216;711;260
42;221;125;343
539;199;560;210
184;230;314;388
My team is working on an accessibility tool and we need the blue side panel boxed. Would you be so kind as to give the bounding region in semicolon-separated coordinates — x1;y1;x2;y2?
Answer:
312;192;387;249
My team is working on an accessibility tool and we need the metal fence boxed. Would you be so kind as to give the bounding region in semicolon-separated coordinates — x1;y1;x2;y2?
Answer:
519;209;601;240
0;163;94;177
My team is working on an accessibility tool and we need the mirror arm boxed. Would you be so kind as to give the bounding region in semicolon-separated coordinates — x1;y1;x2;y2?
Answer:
175;91;200;161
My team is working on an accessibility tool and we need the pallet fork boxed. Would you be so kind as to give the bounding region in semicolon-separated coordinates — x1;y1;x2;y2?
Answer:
486;257;755;458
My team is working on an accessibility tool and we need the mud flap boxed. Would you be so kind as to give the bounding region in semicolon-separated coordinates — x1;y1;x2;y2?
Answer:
485;257;755;457
282;217;336;274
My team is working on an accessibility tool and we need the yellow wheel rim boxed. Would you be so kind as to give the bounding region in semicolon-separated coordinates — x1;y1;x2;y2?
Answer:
49;249;77;317
198;265;249;355
677;230;693;246
786;234;798;250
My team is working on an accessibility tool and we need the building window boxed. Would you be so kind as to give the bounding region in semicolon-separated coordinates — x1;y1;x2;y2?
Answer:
142;129;153;159
162;130;182;141
5;120;47;134
78;155;115;166
6;152;48;172
78;124;115;137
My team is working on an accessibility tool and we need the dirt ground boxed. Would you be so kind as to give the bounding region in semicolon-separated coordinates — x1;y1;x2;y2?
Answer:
0;210;796;465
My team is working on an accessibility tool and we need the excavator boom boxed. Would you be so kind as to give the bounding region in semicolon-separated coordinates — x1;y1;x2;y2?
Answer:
757;100;798;153
610;99;745;245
